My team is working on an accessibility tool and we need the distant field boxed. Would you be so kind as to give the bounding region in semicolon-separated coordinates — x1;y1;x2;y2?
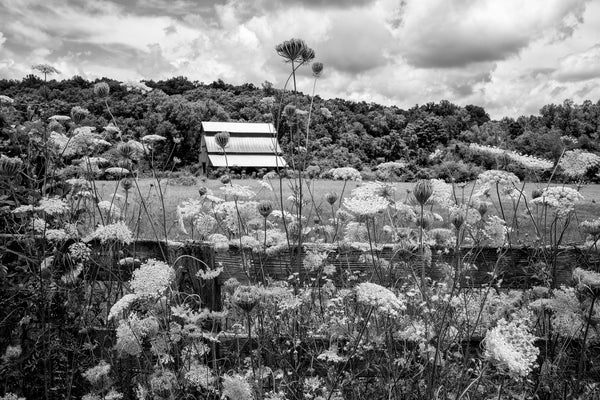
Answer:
94;178;600;243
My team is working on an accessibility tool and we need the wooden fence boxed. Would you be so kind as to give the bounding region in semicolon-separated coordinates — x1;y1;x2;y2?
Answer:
88;240;600;304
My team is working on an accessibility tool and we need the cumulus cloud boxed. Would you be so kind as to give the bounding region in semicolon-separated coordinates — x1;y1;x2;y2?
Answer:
390;0;590;68
0;0;599;119
554;44;600;82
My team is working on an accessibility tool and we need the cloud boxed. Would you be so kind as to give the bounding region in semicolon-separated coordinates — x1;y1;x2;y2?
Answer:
554;44;600;82
390;0;590;68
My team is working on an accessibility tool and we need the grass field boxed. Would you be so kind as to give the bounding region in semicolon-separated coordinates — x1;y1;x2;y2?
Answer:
94;177;600;243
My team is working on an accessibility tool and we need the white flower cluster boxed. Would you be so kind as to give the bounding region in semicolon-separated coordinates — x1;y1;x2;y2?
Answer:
580;218;600;237
176;199;204;234
37;197;69;216
344;196;389;216
82;360;111;385
185;362;215;391
355;282;406;317
115;315;159;356
351;181;395;199
86;221;133;244
573;267;600;290
69;242;91;261
531;186;584;216
108;293;139;320
530;287;583;338
329;167;362;181
482;215;508;247
130;259;175;297
141;134;166;143
559;149;600;179
220;184;256;200
484;316;539;377
476;170;520;189
193;214;217;238
222;374;253;400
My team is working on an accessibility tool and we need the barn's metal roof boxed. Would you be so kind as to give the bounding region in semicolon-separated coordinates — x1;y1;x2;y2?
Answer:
201;121;276;134
205;136;282;154
208;154;287;168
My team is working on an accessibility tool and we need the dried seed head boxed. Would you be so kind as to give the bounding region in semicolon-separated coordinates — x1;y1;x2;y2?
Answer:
275;38;308;63
94;82;110;98
312;62;323;77
70;106;89;125
325;192;338;205
215;131;230;150
121;178;133;191
198;186;208;196
117;142;135;159
413;180;433;206
257;200;273;218
220;175;231;184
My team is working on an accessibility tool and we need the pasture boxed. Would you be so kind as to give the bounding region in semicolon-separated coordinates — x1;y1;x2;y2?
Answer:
95;177;600;243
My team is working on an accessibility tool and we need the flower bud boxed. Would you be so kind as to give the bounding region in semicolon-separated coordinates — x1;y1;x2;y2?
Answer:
257;200;273;218
215;131;230;150
413;180;433;206
70;106;89;125
94;82;110;98
284;104;296;119
121;178;133;191
451;213;464;230
220;175;231;184
325;192;338;205
312;62;323;76
118;159;132;170
198;186;208;196
117;142;135;159
232;285;261;313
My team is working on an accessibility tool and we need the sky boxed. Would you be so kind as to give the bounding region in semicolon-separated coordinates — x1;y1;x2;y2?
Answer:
1;0;600;119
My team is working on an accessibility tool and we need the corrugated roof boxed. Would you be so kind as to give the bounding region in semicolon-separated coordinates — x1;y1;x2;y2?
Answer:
202;121;276;134
205;136;282;154
208;154;287;168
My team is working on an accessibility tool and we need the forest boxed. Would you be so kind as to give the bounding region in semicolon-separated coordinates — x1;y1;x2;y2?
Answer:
1;74;599;182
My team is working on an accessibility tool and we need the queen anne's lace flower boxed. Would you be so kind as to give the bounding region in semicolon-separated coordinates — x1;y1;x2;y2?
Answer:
484;316;539;377
86;221;133;244
329;167;362;181
356;282;406;317
46;228;69;241
482;215;508;247
37;197;69;216
141;134;166;143
219;185;256;200
531;186;584;217
476;170;520;190
185;362;216;391
559;150;600;178
222;374;253;400
82;360;111;385
69;242;91;261
130;259;175;297
351;181;395;199
108;293;139;320
344;196;389;216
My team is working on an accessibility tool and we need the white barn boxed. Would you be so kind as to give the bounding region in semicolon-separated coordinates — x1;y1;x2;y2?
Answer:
199;121;287;175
